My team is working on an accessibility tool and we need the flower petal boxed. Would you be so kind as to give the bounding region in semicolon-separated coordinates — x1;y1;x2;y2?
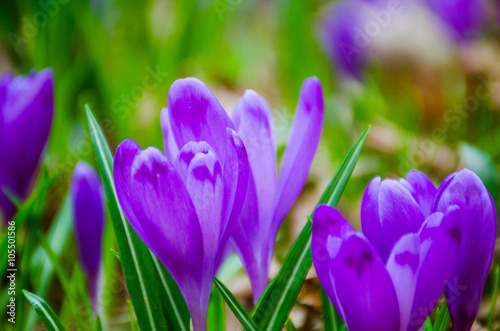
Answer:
405;170;437;218
175;141;223;271
273;77;324;232
167;78;234;165
311;205;354;319
113;139;206;327
160;107;179;161
333;233;400;331
362;178;425;262
433;169;496;330
0;69;54;221
386;233;420;331
232;90;277;234
408;206;463;331
219;129;249;251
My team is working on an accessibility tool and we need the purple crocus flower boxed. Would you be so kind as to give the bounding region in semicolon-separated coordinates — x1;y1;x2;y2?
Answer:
319;1;372;79
0;69;54;223
70;161;105;314
115;78;249;330
227;77;324;302
433;169;497;331
312;201;463;331
425;0;489;40
361;170;437;262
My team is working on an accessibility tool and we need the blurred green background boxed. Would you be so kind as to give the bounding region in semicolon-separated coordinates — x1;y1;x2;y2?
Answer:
1;0;499;329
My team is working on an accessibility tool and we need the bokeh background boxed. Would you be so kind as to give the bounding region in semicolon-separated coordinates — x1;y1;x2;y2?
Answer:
1;0;499;329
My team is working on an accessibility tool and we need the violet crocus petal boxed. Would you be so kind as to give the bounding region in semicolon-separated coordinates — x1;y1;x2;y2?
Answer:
361;177;425;262
229;173;270;303
407;206;463;331
273;77;324;234
0;69;54;222
218;129;249;259
232;89;277;236
386;233;420;331
113;139;206;329
160;107;179;161
175;140;223;278
167;78;234;165
433;169;497;330
319;1;371;79
405;170;437;218
333;233;400;331
311;205;355;320
229;90;277;301
70;161;105;312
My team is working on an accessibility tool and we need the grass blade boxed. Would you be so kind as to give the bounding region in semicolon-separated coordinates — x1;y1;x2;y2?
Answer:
22;290;66;331
213;277;259;331
150;251;190;331
249;126;370;330
86;105;168;331
433;301;451;331
207;284;226;331
26;196;73;330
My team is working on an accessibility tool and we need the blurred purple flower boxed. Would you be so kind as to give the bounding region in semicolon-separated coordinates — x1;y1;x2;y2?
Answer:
70;161;105;314
115;78;249;331
433;169;497;330
0;69;54;222
319;1;372;78
227;77;324;302
425;0;490;40
312;200;462;331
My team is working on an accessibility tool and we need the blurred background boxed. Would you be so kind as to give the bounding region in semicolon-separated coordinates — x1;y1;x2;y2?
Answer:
1;0;500;329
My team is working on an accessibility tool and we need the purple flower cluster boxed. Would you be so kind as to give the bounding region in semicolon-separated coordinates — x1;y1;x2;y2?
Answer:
312;169;496;331
113;77;323;329
319;0;490;78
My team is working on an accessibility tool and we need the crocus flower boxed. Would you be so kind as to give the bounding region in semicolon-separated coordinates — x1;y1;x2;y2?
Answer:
115;78;249;330
0;69;54;223
70;161;105;314
361;170;437;262
227;77;324;302
433;169;497;330
312;202;463;331
319;1;372;79
424;0;489;40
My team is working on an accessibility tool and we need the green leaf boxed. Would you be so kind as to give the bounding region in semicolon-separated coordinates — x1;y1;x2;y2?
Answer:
487;265;499;330
95;316;103;331
86;106;168;331
249;126;370;330
433;301;451;331
26;196;73;331
286;318;297;331
425;318;432;331
22;290;66;331
150;251;190;331
207;284;226;331
213;277;259;331
321;288;343;331
36;230;92;330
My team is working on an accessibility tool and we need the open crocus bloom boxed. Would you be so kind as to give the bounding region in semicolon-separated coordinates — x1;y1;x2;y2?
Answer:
0;69;54;223
312;203;463;331
115;78;249;331
227;77;324;302
433;169;496;330
70;161;105;314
